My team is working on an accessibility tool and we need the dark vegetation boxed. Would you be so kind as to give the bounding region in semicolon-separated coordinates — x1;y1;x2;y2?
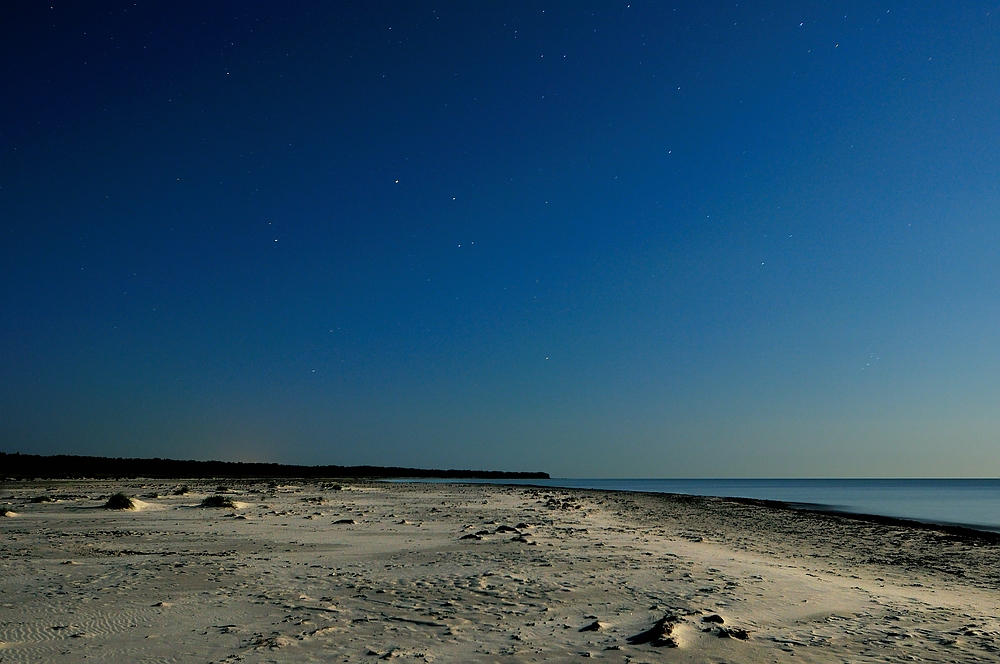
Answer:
0;452;549;481
103;492;135;509
200;495;236;508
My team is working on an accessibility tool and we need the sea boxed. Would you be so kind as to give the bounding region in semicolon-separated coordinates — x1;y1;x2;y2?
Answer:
396;478;1000;533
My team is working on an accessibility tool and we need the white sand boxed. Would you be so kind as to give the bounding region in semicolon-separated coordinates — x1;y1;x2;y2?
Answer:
2;480;999;662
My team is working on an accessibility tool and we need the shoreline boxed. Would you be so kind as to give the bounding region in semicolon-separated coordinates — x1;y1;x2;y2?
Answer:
3;479;1000;662
728;496;1000;542
391;477;1000;538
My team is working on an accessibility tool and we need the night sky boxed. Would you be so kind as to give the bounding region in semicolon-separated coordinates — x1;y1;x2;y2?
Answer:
3;2;999;477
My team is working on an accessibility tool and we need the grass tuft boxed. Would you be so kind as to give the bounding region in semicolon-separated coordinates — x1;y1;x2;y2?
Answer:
104;493;135;510
200;495;236;508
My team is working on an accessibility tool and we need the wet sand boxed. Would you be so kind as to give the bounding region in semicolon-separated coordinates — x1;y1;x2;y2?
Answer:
2;479;1000;663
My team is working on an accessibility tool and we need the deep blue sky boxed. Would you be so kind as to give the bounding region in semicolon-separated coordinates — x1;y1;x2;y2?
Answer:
3;2;999;477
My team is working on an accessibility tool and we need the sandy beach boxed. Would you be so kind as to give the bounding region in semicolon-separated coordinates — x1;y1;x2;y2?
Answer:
2;480;1000;663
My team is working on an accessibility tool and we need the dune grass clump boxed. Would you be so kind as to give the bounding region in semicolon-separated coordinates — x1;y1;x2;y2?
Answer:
0;507;10;516
172;485;190;496
30;495;53;503
200;495;236;508
104;493;135;510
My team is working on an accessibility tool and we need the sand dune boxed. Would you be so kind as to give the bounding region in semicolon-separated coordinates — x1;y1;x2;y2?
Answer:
1;480;999;662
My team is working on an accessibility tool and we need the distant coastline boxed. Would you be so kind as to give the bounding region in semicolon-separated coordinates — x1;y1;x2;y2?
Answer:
0;452;549;481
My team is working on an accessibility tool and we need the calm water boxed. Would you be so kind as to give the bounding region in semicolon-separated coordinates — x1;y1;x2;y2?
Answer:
399;478;1000;532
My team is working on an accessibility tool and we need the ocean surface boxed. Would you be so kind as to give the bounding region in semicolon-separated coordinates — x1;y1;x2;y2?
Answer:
398;478;1000;533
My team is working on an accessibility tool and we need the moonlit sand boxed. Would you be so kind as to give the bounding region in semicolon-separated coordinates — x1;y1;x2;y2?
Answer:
2;480;1000;662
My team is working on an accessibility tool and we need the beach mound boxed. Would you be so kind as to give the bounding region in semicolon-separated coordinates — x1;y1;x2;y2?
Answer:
103;493;135;510
200;495;237;508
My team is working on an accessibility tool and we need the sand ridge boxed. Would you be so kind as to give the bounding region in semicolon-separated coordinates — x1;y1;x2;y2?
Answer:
1;480;1000;662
